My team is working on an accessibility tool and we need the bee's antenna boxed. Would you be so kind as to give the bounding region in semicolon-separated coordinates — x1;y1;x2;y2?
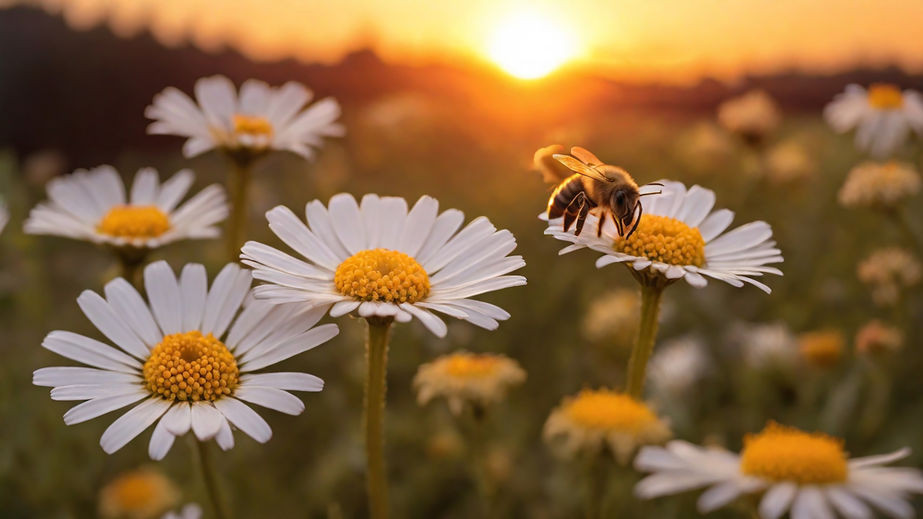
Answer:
639;191;663;197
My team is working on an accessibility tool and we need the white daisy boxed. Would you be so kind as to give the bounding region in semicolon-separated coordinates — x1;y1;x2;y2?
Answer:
635;422;923;519
24;166;227;250
413;351;525;415
647;336;710;397
824;83;923;158
543;388;671;463
99;467;179;519
717;90;781;145
727;321;799;371
545;180;783;293
146;75;344;160
241;193;527;337
33;260;339;459
162;504;202;519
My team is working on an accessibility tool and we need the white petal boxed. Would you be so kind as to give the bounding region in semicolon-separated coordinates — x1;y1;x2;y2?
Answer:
215;417;235;451
849;448;911;469
63;390;148;425
100;397;172;454
696;480;746;513
329;300;360;317
235;386;304;415
129;167;160;205
148;413;177;460
190;402;223;440
826;486;872;519
34;366;139;387
161;401;192;436
144;261;183;334
42;331;140;373
202;265;250;337
156;169;194;212
400;303;447;337
399;195;439;256
213;397;272;443
239;323;339;371
180;264;208;332
760;482;798;519
103;278;161;348
327;193;366;254
77;290;149;359
240;372;324;392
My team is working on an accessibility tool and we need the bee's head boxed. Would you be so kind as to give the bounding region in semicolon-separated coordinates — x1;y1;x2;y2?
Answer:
611;188;636;221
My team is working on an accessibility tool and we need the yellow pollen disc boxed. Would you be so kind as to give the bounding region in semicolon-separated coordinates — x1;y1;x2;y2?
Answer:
99;469;178;518
565;389;660;432
334;248;430;303
97;205;170;239
740;422;848;484
614;214;706;267
443;354;502;378
143;331;239;401
867;83;904;110
233;114;274;136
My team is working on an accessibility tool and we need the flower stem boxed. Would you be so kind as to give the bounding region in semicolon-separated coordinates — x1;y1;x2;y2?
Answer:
114;247;147;290
195;439;230;519
364;317;393;519
625;284;664;398
225;158;253;263
582;454;606;519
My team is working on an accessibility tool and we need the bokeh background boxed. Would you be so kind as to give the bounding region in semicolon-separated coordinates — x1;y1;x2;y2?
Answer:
1;1;922;517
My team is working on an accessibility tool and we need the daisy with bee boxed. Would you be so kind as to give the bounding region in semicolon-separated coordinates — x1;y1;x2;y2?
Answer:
539;145;661;238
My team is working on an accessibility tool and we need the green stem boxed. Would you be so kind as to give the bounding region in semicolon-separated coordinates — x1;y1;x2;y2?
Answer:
225;159;253;263
625;284;664;398
463;405;494;516
195;440;230;519
582;454;606;519
114;247;147;290
364;317;393;519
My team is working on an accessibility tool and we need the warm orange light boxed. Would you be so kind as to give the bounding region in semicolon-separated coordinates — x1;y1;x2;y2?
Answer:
487;12;578;79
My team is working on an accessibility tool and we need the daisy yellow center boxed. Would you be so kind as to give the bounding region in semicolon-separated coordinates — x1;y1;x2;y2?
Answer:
233;114;274;136
334;248;430;303
613;214;705;267
143;331;239;401
565;390;659;432
110;473;164;510
799;330;844;367
867;83;903;110
97;206;170;239
444;354;502;378
740;422;848;484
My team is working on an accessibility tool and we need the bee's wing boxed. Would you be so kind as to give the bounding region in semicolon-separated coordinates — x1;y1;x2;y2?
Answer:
553;154;613;183
596;165;631;182
533;145;573;183
570;146;604;166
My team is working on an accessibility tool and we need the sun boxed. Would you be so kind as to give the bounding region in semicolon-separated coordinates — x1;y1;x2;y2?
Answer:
487;12;578;80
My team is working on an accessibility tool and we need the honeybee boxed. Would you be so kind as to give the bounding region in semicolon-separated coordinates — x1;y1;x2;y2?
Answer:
543;146;658;239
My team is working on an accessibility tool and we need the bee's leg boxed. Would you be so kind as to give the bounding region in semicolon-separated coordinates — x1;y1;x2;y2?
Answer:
625;201;642;240
562;192;586;233
575;202;591;236
596;212;605;237
610;210;623;237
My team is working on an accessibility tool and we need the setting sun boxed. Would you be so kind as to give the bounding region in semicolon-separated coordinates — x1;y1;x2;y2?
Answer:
487;12;578;79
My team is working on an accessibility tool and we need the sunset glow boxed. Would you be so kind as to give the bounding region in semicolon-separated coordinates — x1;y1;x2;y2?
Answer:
487;12;578;79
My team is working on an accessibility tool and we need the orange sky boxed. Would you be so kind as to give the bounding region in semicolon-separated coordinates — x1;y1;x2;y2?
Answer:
6;0;923;83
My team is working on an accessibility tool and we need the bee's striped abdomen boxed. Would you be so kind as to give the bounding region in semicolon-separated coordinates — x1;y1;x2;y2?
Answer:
547;174;586;219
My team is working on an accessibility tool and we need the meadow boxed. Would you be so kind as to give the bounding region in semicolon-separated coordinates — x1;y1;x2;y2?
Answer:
1;79;922;519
